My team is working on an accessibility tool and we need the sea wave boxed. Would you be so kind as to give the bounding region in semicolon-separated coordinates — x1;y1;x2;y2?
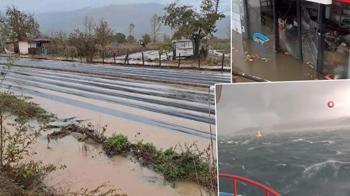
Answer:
291;138;314;144
303;160;350;178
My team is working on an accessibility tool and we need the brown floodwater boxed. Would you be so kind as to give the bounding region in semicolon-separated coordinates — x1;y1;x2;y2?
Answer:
232;32;321;82
29;88;214;150
2;91;213;195
32;134;209;195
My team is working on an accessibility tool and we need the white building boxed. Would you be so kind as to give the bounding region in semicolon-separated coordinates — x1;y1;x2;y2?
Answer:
18;41;29;55
173;39;194;58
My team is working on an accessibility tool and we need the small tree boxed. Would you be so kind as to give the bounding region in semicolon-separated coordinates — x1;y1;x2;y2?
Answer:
150;14;161;43
113;33;127;44
69;29;85;62
48;31;68;57
0;6;40;53
127;35;135;44
142;33;151;46
95;19;113;63
69;17;97;63
162;0;224;58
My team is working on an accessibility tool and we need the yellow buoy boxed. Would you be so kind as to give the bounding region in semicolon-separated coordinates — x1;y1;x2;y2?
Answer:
256;130;263;138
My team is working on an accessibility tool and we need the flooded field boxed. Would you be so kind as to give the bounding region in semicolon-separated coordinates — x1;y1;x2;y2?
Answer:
219;129;350;196
0;57;229;195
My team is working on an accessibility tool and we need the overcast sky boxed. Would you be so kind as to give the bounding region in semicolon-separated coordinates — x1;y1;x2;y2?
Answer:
0;0;230;14
216;80;350;136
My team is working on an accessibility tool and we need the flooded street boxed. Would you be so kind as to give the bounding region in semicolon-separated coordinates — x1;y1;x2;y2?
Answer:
232;32;321;82
0;57;229;195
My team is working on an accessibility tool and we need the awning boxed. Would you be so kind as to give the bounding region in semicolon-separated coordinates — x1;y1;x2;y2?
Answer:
306;0;332;4
335;0;350;3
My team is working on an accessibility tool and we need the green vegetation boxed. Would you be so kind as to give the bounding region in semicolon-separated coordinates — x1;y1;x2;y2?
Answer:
0;93;123;195
49;123;217;192
0;92;57;195
162;0;224;57
133;142;215;189
0;6;39;53
0;92;55;125
209;38;230;53
103;135;129;155
104;135;216;190
141;33;151;46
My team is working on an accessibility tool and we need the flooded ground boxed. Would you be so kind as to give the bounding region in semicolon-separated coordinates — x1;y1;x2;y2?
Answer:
2;117;209;195
219;129;350;196
232;32;321;82
0;57;229;195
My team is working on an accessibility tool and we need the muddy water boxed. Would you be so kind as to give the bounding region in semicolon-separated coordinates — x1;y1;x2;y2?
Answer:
0;57;219;195
2;101;212;195
232;32;320;81
1;83;214;195
34;134;208;195
30;92;213;150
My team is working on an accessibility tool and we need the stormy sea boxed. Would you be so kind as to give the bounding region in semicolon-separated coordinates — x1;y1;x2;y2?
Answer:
218;129;350;196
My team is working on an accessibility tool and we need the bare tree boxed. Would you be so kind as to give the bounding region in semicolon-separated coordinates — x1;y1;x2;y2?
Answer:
150;14;161;43
95;18;113;63
69;17;97;63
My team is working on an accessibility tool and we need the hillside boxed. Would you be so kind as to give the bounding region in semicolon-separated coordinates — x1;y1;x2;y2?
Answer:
34;3;229;39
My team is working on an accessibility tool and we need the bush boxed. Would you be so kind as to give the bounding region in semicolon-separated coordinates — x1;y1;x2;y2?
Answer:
139;143;157;155
0;93;55;125
6;161;56;189
103;135;129;156
155;150;210;182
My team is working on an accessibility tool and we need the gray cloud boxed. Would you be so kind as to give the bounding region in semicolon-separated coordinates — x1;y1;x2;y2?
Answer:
216;81;350;136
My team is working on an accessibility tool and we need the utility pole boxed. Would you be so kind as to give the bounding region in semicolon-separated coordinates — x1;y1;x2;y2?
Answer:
215;0;220;13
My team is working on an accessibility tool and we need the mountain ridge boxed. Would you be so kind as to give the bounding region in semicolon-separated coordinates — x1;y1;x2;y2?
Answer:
34;3;229;39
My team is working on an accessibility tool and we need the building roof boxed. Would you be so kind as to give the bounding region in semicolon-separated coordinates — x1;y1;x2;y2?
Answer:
32;38;50;43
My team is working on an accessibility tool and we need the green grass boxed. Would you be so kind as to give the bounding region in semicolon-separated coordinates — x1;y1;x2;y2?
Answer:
209;38;230;52
103;135;129;155
99;133;215;190
0;92;55;125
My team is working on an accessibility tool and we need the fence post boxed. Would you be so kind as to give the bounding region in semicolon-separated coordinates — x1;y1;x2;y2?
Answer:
142;51;145;66
125;51;129;65
198;57;201;69
221;53;225;71
102;50;105;64
159;52;161;66
178;53;181;68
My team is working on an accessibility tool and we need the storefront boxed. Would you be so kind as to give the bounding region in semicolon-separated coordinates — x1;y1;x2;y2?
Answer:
239;0;350;79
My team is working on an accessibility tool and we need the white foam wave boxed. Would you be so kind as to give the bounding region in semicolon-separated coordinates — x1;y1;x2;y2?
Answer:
303;160;350;178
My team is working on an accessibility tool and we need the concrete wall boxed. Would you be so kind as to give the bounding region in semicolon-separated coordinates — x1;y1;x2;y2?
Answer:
18;41;29;55
232;0;243;33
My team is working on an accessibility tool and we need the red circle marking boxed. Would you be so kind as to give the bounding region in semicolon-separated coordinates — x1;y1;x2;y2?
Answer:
327;101;335;108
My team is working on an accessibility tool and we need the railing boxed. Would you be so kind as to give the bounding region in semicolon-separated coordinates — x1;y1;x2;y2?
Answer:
219;173;280;196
